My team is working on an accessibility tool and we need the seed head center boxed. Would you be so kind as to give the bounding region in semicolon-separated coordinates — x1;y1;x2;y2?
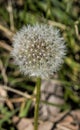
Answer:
27;42;48;64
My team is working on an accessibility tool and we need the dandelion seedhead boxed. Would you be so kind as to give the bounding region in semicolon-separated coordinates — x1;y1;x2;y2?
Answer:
11;24;66;78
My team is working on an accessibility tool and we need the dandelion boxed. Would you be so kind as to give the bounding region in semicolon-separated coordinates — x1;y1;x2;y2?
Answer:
11;24;66;79
11;24;66;130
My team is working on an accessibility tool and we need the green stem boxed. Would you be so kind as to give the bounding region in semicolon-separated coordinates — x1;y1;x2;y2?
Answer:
34;77;41;130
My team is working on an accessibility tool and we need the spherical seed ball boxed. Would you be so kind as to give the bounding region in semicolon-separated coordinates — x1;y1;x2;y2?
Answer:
11;24;66;78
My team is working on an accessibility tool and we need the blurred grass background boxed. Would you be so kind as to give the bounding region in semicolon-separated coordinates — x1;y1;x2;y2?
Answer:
0;0;80;129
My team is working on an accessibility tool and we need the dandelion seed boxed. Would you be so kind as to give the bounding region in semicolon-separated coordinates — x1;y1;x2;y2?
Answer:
11;24;66;78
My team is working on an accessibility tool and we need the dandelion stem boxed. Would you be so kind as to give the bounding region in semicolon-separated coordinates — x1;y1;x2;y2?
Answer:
34;77;41;130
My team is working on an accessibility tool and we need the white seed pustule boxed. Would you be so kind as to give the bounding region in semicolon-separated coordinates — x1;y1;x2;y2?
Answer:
11;24;66;78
